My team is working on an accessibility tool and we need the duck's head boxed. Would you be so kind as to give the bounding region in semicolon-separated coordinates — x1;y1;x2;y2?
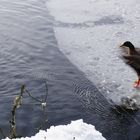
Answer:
120;41;135;50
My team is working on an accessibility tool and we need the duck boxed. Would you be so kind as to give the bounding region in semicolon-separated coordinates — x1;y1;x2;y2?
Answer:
120;41;140;88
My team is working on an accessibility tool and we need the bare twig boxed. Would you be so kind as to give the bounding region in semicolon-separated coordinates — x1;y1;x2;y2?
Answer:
25;89;42;103
9;85;25;139
7;82;48;139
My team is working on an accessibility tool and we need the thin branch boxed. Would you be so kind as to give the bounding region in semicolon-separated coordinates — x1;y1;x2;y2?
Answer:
25;89;42;103
9;85;25;139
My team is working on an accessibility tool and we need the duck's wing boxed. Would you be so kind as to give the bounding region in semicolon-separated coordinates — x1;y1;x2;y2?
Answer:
135;48;140;54
123;55;140;64
123;55;140;75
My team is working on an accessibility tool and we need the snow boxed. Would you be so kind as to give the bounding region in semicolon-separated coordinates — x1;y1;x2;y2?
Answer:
46;0;140;103
3;120;106;140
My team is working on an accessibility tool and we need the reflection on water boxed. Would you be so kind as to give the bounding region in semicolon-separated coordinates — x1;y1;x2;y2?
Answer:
0;0;140;140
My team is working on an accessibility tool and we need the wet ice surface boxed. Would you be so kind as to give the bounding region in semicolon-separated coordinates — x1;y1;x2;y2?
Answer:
47;0;140;139
47;0;140;103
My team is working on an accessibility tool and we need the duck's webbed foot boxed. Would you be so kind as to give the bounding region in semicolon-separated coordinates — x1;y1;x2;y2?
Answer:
134;79;140;88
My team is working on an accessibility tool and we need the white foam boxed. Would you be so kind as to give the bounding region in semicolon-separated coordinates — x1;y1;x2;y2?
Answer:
46;0;140;102
3;120;106;140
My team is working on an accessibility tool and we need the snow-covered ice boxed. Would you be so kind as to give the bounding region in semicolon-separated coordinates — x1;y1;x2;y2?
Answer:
46;0;140;103
3;120;106;140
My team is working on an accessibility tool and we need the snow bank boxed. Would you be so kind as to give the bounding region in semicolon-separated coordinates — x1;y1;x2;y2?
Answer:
3;120;106;140
46;0;140;102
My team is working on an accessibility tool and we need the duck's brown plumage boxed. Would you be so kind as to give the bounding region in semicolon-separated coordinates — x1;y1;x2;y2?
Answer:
123;55;140;76
120;41;140;87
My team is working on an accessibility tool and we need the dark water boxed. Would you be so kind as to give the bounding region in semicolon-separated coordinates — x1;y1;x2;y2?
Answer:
0;0;140;140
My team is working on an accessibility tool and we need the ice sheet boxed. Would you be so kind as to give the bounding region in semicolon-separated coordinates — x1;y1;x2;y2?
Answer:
46;0;140;102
